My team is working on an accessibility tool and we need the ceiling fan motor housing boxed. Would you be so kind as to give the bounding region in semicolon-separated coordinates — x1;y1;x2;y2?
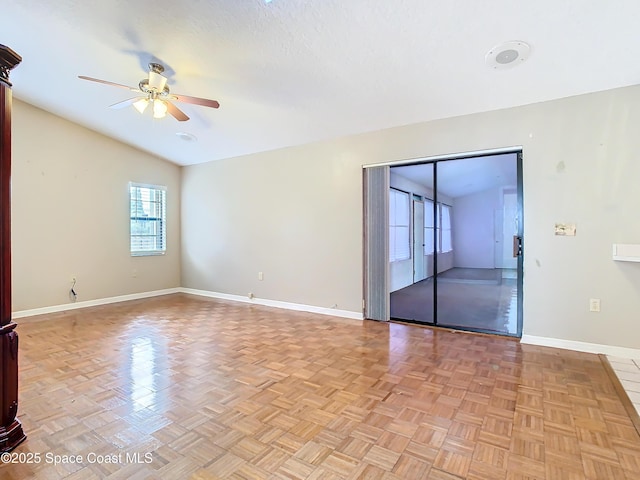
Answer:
149;63;165;74
139;79;169;97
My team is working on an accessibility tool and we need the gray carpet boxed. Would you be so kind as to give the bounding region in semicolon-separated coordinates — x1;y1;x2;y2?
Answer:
437;267;501;285
390;269;517;334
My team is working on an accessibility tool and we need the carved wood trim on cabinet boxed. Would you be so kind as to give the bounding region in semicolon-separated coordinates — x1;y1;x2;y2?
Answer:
0;43;26;452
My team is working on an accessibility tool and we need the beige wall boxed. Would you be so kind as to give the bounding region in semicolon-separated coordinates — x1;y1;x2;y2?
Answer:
181;145;362;311
11;100;181;311
182;84;640;350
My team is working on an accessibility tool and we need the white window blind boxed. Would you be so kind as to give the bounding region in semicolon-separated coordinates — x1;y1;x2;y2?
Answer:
130;183;166;256
424;201;453;254
441;204;452;252
389;188;410;262
424;199;435;255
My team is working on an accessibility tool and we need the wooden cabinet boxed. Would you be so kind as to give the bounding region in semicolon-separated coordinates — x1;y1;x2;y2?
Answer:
0;44;26;452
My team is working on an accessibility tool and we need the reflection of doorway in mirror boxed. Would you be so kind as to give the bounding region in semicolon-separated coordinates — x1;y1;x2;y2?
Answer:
502;192;518;270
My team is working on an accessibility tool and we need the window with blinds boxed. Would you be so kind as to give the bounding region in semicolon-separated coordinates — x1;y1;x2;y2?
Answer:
424;199;435;254
389;188;410;262
441;204;452;252
424;201;453;254
129;182;166;256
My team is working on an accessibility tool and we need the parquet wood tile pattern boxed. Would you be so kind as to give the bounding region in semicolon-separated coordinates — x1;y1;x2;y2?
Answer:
1;294;639;479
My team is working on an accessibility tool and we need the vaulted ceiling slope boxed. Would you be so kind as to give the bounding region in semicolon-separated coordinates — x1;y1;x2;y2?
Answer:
3;1;640;166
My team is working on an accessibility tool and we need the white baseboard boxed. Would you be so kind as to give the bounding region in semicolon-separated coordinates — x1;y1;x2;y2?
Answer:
12;287;363;322
17;292;637;359
12;288;181;320
521;334;640;359
180;288;364;321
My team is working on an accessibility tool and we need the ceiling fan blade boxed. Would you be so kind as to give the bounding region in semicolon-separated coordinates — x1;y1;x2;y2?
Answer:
109;97;143;109
170;93;220;109
78;75;141;92
166;101;190;122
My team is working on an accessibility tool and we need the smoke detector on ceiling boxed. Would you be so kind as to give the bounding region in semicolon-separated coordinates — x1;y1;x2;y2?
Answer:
176;132;197;142
485;41;530;69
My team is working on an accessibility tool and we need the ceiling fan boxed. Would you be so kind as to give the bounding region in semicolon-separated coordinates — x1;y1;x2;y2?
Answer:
78;63;220;122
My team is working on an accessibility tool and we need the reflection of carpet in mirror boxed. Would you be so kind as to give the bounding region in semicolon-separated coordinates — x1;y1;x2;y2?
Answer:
437;267;501;284
390;268;517;334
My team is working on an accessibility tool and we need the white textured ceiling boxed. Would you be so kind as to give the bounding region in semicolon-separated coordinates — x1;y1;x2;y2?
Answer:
2;1;640;166
392;153;518;198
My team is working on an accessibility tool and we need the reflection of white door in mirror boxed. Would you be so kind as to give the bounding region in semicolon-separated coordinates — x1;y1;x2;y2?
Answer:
494;208;503;269
413;200;426;282
502;192;518;269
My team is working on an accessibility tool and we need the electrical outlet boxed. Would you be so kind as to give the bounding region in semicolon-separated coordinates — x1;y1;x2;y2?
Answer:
258;272;264;281
589;298;601;312
71;276;76;283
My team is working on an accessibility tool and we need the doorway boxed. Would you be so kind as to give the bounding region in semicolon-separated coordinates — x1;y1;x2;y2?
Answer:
364;150;523;337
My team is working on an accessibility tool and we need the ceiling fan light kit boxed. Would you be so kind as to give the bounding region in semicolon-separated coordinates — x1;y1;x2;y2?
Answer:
133;98;149;114
78;62;220;122
153;99;168;119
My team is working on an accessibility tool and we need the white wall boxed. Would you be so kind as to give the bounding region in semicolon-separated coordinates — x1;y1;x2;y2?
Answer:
11;100;182;311
453;187;500;268
182;84;640;350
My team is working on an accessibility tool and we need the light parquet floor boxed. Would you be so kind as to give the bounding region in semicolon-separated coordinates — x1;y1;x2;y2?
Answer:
1;294;639;479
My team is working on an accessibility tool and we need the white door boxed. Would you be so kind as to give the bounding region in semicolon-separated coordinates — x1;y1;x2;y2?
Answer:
502;192;518;269
413;200;426;282
494;208;503;268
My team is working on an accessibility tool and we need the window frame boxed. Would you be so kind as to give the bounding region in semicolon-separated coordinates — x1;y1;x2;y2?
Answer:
129;182;167;257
